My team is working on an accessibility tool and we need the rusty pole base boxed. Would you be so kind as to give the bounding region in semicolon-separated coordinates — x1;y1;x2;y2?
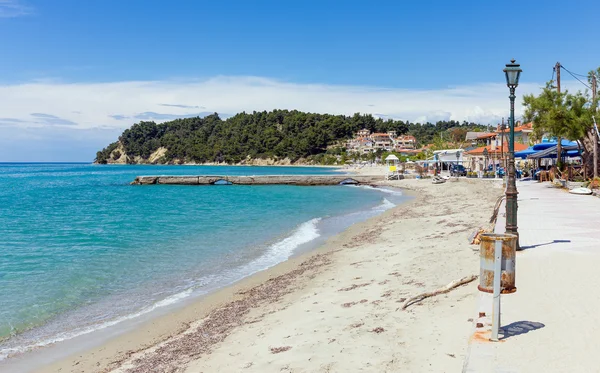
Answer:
477;285;517;294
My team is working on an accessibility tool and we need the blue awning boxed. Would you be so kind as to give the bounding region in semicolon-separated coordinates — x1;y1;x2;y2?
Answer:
532;139;578;151
514;147;537;159
527;144;581;159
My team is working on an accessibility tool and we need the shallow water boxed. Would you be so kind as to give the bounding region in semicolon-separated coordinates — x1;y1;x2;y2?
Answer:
0;164;405;359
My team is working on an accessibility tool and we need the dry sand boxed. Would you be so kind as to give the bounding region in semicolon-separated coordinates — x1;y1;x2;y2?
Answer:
32;179;500;373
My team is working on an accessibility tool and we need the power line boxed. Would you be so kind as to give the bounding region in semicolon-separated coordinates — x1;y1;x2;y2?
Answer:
560;64;592;90
564;68;588;78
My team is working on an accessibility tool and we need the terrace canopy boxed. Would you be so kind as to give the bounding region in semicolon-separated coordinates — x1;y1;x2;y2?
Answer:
527;144;581;159
384;154;399;161
514;146;538;159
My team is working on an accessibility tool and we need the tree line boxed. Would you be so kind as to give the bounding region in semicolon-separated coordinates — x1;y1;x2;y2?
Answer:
95;110;486;164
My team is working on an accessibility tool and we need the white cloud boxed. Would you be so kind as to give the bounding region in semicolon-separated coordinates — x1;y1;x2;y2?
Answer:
2;75;585;129
0;76;590;161
0;0;32;18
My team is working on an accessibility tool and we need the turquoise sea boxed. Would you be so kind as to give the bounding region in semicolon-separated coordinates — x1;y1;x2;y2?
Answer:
0;163;406;360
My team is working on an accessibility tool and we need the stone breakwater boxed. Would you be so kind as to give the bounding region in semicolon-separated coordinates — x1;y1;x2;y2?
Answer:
130;175;401;186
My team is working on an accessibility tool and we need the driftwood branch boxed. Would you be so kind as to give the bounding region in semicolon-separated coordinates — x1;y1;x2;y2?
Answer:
401;275;478;310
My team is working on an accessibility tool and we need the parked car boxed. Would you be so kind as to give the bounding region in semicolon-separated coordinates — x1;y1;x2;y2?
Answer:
450;164;467;177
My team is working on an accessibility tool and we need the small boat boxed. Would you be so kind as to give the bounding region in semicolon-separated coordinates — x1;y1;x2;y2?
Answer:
569;187;592;195
432;176;446;184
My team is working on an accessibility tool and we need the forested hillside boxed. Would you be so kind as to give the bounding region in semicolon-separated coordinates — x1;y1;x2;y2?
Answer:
95;110;486;164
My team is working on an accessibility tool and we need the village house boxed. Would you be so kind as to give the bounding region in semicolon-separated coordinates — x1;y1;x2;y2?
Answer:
394;135;417;150
465;122;533;148
497;121;533;145
370;132;394;151
347;129;417;154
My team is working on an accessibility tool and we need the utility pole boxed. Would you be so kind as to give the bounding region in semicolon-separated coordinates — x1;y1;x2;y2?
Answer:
555;62;563;169
593;72;598;179
555;62;561;93
501;117;505;169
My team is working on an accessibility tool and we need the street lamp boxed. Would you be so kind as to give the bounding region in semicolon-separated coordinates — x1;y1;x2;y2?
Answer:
483;148;489;171
456;151;460;173
503;59;522;249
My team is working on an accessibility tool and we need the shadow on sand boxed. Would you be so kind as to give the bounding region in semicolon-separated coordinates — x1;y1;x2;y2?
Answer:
500;320;545;340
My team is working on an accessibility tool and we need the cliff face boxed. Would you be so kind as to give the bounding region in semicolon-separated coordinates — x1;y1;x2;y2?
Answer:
106;143;128;164
97;143;165;164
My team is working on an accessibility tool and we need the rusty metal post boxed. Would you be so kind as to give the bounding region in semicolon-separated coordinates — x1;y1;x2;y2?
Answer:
478;233;517;294
478;233;518;341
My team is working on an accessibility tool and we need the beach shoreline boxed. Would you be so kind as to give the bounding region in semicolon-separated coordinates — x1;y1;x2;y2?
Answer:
6;178;500;373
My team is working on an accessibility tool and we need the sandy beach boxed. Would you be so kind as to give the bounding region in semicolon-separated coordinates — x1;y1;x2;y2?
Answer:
26;178;500;373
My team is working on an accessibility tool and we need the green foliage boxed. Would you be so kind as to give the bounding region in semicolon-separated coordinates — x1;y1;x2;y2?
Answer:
407;120;484;146
523;82;571;142
95;110;487;164
524;82;593;142
523;81;594;169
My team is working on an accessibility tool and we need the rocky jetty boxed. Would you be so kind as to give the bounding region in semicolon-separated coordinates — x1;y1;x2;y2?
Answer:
131;175;392;186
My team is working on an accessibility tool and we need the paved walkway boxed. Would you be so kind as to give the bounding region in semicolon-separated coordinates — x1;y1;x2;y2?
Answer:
464;181;600;373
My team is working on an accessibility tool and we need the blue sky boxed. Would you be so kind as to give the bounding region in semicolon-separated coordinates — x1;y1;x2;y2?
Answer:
0;0;599;161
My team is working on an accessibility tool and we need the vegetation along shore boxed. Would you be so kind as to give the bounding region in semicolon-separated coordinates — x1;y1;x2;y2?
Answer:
94;110;486;165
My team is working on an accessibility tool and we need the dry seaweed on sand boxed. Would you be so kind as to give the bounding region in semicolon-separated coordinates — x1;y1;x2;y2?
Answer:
122;254;331;373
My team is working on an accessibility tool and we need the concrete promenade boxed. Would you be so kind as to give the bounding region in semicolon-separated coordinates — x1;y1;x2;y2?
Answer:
464;181;600;372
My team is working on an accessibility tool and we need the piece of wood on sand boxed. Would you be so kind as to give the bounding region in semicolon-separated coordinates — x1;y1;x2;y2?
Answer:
401;275;478;310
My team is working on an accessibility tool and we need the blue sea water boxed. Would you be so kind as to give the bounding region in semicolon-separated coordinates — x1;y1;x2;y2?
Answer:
0;163;405;359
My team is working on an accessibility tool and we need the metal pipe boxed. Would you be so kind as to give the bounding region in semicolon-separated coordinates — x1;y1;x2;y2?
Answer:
491;239;503;341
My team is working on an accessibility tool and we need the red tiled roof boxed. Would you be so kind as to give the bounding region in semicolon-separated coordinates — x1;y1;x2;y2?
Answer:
396;149;421;154
397;135;416;141
476;133;497;139
465;143;528;156
497;122;534;133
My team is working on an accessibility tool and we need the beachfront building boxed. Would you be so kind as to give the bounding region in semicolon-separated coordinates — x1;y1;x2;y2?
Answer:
431;149;465;171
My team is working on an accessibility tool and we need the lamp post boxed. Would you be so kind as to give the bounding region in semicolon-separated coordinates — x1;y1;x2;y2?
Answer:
456;151;460;175
503;59;522;249
483;148;489;172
